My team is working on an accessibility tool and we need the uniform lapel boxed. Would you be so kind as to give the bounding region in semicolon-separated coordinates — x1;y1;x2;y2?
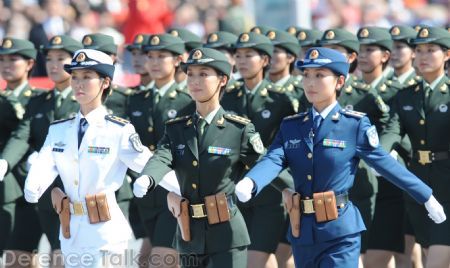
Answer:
199;108;226;154
300;110;313;152
412;84;425;119
65;117;79;157
183;116;198;160
426;77;448;114
313;104;341;145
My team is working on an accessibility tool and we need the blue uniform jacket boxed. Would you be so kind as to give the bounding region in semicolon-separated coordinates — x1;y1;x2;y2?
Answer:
246;103;432;246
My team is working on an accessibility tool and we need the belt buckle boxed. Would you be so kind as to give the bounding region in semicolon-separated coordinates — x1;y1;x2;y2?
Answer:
302;199;315;214
73;202;84;216
191;204;206;218
418;150;432;165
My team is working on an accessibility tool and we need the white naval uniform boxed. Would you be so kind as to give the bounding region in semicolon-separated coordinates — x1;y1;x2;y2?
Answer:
24;106;151;256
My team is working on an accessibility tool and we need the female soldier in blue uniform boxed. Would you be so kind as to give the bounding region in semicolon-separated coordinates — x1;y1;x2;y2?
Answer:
235;47;446;267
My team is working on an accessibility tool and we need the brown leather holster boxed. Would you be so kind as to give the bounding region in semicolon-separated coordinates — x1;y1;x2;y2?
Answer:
85;193;111;224
51;187;71;239
167;192;191;241
204;193;231;225
313;191;338;223
282;188;301;238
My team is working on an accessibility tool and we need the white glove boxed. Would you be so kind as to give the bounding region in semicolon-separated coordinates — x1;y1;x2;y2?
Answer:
424;195;446;224
372;150;399;177
26;151;39;171
159;171;181;195
24;178;41;203
235;177;255;203
133;175;151;198
0;159;8;182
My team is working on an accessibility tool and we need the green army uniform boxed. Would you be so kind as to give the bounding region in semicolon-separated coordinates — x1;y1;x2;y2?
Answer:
82;33;134;216
266;29;305;112
141;48;263;267
203;31;238;84
128;33;195;247
222;32;296;253
381;27;450;248
0;38;43;253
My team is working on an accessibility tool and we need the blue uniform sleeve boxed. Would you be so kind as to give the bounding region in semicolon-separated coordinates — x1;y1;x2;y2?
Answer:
356;117;432;204
245;128;288;194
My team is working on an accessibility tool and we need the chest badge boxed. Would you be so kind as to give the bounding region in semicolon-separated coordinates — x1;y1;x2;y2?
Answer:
261;109;271;119
168;109;177;119
132;111;143;117
439;104;448;113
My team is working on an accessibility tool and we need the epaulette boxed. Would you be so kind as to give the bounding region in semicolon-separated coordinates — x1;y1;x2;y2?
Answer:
284;112;306;121
50;116;75;125
226;81;243;93
352;81;369;90
105;115;129;126
341;109;366;119
267;84;285;93
166;115;191;125
224;114;251;125
384;79;403;89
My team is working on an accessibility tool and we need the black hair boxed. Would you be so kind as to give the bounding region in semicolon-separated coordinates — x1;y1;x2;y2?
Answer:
98;73;112;103
381;48;390;70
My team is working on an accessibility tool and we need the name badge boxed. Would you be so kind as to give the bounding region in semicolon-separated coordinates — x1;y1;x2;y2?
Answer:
52;148;64;153
323;139;346;148
88;146;110;154
208;146;231;155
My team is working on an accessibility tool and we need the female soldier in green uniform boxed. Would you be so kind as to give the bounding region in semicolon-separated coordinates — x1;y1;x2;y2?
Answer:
381;26;450;268
221;32;296;268
133;47;263;267
128;33;195;267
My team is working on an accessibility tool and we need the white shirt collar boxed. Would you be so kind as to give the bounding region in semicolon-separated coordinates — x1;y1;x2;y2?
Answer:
423;73;445;91
312;101;338;120
54;86;72;99
273;75;291;87
395;68;415;84
155;80;175;97
197;106;221;125
78;105;108;125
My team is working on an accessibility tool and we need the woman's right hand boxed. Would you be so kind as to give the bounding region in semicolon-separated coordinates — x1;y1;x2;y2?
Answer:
133;175;150;198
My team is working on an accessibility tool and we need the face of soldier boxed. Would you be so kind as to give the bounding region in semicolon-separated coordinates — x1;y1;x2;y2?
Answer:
146;50;180;83
414;44;449;80
186;65;227;103
302;68;344;111
390;41;414;70
45;49;72;85
0;54;34;83
269;47;295;75
71;69;109;112
234;48;269;79
131;49;150;75
357;45;390;74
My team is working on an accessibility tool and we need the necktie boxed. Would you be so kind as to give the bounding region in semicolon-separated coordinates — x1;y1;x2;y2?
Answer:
424;86;432;110
153;89;160;106
313;115;322;140
197;117;207;138
78;118;88;148
55;93;63;109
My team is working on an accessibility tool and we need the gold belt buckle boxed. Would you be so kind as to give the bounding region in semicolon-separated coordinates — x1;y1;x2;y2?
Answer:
418;150;432;165
191;204;206;218
73;202;85;216
302;199;315;214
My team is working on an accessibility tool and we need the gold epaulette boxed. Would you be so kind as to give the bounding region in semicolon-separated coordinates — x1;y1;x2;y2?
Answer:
166;115;191;125
341;109;366;119
266;84;285;93
226;81;243;92
352;81;369;90
105;115;129;126
50;117;75;125
283;112;306;121
224;114;251;125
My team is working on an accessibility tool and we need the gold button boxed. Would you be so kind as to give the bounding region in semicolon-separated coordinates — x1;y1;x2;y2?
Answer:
419;120;425;125
305;197;310;200
307;175;312;180
148;127;153;132
74;180;78;186
149;145;155;151
420;140;425;145
339;203;345;208
307;153;312;159
245;165;250;170
192;160;198;167
192;183;197;189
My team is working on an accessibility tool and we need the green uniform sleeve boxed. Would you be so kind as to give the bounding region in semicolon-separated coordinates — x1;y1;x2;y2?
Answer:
380;95;404;152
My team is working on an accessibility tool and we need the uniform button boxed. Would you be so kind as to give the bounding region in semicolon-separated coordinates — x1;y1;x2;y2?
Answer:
192;183;197;189
149;145;155;151
192;160;198;167
419;120;425;125
307;175;312;180
74;180;78;186
420;140;425;145
307;153;312;159
148;127;153;132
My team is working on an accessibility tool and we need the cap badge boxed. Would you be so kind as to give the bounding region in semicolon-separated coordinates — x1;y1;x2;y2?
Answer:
192;50;202;60
151;36;160;45
240;33;250;43
76;52;86;62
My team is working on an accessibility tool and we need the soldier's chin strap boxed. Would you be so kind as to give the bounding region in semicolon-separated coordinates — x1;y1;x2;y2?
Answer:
198;81;222;104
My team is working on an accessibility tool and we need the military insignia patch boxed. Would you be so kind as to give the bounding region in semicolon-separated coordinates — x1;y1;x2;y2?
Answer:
439;104;448;113
135;34;144;44
151;36;160;45
359;28;369;38
88;146;110;154
325;30;335;39
366;126;379;148
323;139;346;148
390;27;400;36
402;105;413;111
252;27;261;34
240;33;250;42
298;31;307;40
208;146;231;155
129;133;144;152
261;109;271;119
132;111;143;117
83;36;93;46
419;28;429;38
285;139;301;149
52;36;62;45
3;39;12;48
192;50;202;60
176;144;185;156
345;104;354;111
169;30;179;37
250;133;264;154
35;113;43;119
209;33;218;43
267;31;276;40
167;109;177;118
55;141;66;147
76;52;86;62
287;27;297;35
309;49;319;59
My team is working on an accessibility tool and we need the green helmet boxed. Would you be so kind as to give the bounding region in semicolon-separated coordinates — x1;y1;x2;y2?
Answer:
143;34;186;55
0;38;37;59
234;32;274;57
411;26;450;49
82;33;118;55
357;27;393;51
319;29;359;54
41;35;83;56
181;47;232;79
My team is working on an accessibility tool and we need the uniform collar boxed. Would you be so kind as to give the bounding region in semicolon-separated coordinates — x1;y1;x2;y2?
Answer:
312;101;338;120
196;105;221;125
370;75;384;89
395;68;415;84
245;80;263;95
77;105;108;126
272;75;291;87
423;73;445;91
177;79;187;90
54;86;72;99
9;81;29;97
154;80;175;97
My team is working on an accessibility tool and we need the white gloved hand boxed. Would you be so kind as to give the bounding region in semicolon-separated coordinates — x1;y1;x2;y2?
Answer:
424;195;446;224
24;187;40;203
159;170;181;195
133;175;151;198
235;177;255;203
0;159;8;182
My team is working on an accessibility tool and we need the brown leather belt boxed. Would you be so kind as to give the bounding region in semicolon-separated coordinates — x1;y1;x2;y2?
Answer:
301;193;349;214
413;150;449;165
189;194;235;219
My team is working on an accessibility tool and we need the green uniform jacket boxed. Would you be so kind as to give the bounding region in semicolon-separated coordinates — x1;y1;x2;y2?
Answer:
2;89;79;209
282;76;305;113
381;76;450;202
141;108;262;254
0;84;39;204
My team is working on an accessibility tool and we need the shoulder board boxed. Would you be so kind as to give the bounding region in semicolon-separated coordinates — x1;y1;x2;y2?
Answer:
341;109;366;119
50;117;75;125
224;114;251;125
226;81;243;93
105;115;129;126
266;84;285;93
284;112;306;121
352;81;369;90
385;80;403;89
166;115;191;125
